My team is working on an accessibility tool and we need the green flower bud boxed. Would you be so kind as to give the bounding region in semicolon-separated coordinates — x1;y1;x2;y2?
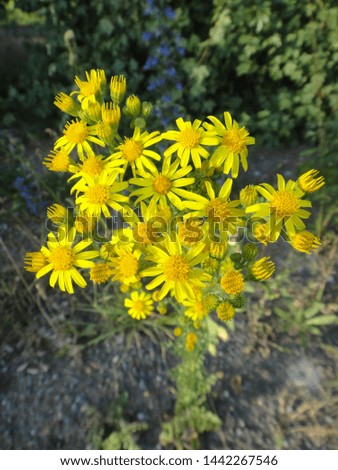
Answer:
242;243;258;261
141;101;153;118
126;94;141;117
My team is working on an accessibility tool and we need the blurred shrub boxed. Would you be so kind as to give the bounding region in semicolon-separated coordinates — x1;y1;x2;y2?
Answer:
192;0;338;146
2;0;337;149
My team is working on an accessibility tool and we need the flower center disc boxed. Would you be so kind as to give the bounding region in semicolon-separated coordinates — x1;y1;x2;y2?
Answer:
51;150;70;171
132;300;145;313
118;253;139;278
121;139;143;162
271;190;300;218
179;128;200;148
163;254;190;282
207;198;230;221
49;246;75;271
65;121;89;144
222;128;246;153
152;175;172;194
86;185;111;205
81;156;105;177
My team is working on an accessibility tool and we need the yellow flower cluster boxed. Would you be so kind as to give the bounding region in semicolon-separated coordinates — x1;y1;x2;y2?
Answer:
25;69;325;347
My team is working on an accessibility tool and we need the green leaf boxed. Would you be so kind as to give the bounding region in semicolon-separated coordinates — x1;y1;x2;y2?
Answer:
306;315;338;326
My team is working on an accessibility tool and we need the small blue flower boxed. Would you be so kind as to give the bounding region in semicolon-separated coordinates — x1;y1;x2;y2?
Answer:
163;94;172;103
143;56;159;71
166;66;177;78
164;7;176;20
158;43;170;57
176;82;183;91
142;31;153;42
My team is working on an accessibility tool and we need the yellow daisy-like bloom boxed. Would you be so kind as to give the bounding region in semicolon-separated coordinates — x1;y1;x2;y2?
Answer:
183;296;210;322
162;117;218;168
173;327;183;337
251;257;275;281
297;169;325;193
110;75;127;103
72;69;106;108
75;171;129;218
240;185;258;207
124;291;154;320
207;111;255;178
43;149;71;172
252;222;274;246
141;235;210;303
125;202;167;246
24;250;48;273
186;332;197;352
108;127;162;177
220;270;244;294
217;302;235;322
290;231;321;254
110;245;142;285
184;178;245;234
130;156;201;211
54;119;105;161
90;262;113;284
101;102;121;127
33;226;99;294
54;92;80;117
246;174;312;240
47;204;67;224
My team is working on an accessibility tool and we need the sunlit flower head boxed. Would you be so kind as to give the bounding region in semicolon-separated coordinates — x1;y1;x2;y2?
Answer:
54;92;80;117
184;178;245;234
110;245;142;285
141;235;211;303
217;301;235;322
54;119;105;161
206;112;255;178
183;295;210;322
33;226;99;294
130;156;201;211
101;102;121;127
109;127;162;177
47;203;67;225
72;69;106;108
124;291;154;320
75;171;129;217
246;174;312;240
24;250;48;273
162;117;218;168
43;149;71;172
110;75;127;104
297;169;325;193
240;185;258;207
290;231;321;254
90;262;113;284
251;257;275;281
220;269;244;294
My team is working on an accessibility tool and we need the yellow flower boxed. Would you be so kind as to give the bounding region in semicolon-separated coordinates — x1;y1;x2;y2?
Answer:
217;302;235;322
184;178;245;234
101;102;121;127
34;226;99;294
246;174;312;240
252;222;274;245
54;92;80;116
83;101;102;123
43;149;71;172
290;231;321;254
240;185;258;207
177;219;204;246
124;291;153;320
47;204;67;224
141;235;210;303
162;117;218;168
251;257;275;280
75;171;129;217
110;75;127;103
206;111;255;178
173;327;183;337
54;119;105;161
95;121;116;146
186;332;197;352
109;127;162;177
183;296;209;322
130;155;201;211
125;201;167;246
297;169;325;193
203;293;219;311
202;256;219;274
72;69;106;108
126;95;142;117
109;245;141;285
220;270;244;294
90;262;113;284
24;250;48;273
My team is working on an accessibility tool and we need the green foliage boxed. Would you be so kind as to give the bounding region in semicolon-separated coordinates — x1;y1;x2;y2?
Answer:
160;320;222;449
190;0;338;146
